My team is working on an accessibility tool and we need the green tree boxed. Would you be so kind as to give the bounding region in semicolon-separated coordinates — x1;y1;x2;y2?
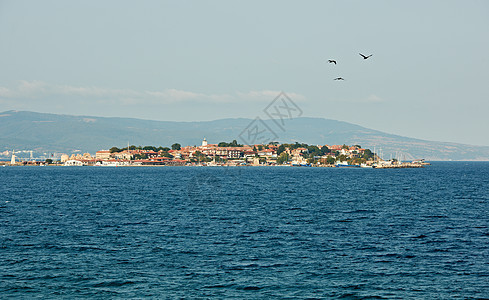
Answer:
134;153;148;160
290;142;308;150
45;159;53;164
171;143;181;150
191;151;207;162
362;149;374;160
230;140;242;147
276;152;289;164
320;146;330;155
161;152;174;158
218;140;243;147
277;144;286;155
257;145;263;151
307;145;321;157
109;147;121;153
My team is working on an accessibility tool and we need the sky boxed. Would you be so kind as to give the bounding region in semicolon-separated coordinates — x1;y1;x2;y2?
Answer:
1;0;489;146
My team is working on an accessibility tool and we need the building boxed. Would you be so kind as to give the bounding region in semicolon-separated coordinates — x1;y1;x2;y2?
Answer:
96;150;111;160
64;160;84;166
257;149;276;157
113;151;133;160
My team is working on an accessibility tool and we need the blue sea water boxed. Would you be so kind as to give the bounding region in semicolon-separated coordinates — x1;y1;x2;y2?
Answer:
1;162;488;299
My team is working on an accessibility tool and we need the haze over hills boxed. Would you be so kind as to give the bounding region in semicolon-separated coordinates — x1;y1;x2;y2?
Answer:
1;110;488;161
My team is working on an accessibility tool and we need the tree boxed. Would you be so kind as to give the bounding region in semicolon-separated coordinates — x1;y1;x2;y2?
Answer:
134;153;148;160
45;159;53;164
362;149;374;160
277;144;286;155
161;152;174;158
218;140;243;147
289;142;308;150
191;151;208;163
320;146;330;155
350;157;364;165
276;152;289;164
230;140;241;147
158;147;170;152
109;147;121;153
257;145;263;151
143;146;157;151
172;143;181;150
307;145;321;157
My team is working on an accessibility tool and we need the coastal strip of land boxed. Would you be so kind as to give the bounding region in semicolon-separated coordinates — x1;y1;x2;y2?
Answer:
3;139;429;169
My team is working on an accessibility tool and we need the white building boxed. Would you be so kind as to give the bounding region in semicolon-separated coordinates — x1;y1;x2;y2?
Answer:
96;150;111;160
64;160;84;166
60;154;69;163
10;151;15;164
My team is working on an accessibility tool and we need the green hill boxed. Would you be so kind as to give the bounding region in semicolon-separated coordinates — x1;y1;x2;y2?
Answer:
1;110;488;160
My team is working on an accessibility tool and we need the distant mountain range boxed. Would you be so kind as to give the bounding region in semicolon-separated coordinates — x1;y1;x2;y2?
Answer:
1;110;488;160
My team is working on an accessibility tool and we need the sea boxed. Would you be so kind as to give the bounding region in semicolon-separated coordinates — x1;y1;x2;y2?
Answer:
1;162;488;299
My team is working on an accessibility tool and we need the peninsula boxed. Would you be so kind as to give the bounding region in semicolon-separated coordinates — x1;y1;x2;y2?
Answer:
5;138;429;168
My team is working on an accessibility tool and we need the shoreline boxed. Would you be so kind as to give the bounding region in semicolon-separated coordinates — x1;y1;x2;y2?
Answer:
1;163;428;169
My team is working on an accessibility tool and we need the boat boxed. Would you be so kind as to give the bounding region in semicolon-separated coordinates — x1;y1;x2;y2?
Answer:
95;160;129;167
412;159;431;165
335;161;360;168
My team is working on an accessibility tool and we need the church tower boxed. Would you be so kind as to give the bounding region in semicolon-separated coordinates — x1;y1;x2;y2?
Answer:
10;150;16;165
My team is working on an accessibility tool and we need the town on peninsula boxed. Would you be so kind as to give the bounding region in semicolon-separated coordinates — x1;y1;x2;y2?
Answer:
3;138;429;168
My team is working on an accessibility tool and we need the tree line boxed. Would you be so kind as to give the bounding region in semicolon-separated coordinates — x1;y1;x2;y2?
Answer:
109;143;182;153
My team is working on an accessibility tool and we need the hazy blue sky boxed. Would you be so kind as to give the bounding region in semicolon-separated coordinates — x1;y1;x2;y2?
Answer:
1;1;488;146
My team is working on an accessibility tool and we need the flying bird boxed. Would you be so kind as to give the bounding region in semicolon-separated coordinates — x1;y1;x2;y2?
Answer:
334;77;345;81
359;53;372;60
328;59;337;64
